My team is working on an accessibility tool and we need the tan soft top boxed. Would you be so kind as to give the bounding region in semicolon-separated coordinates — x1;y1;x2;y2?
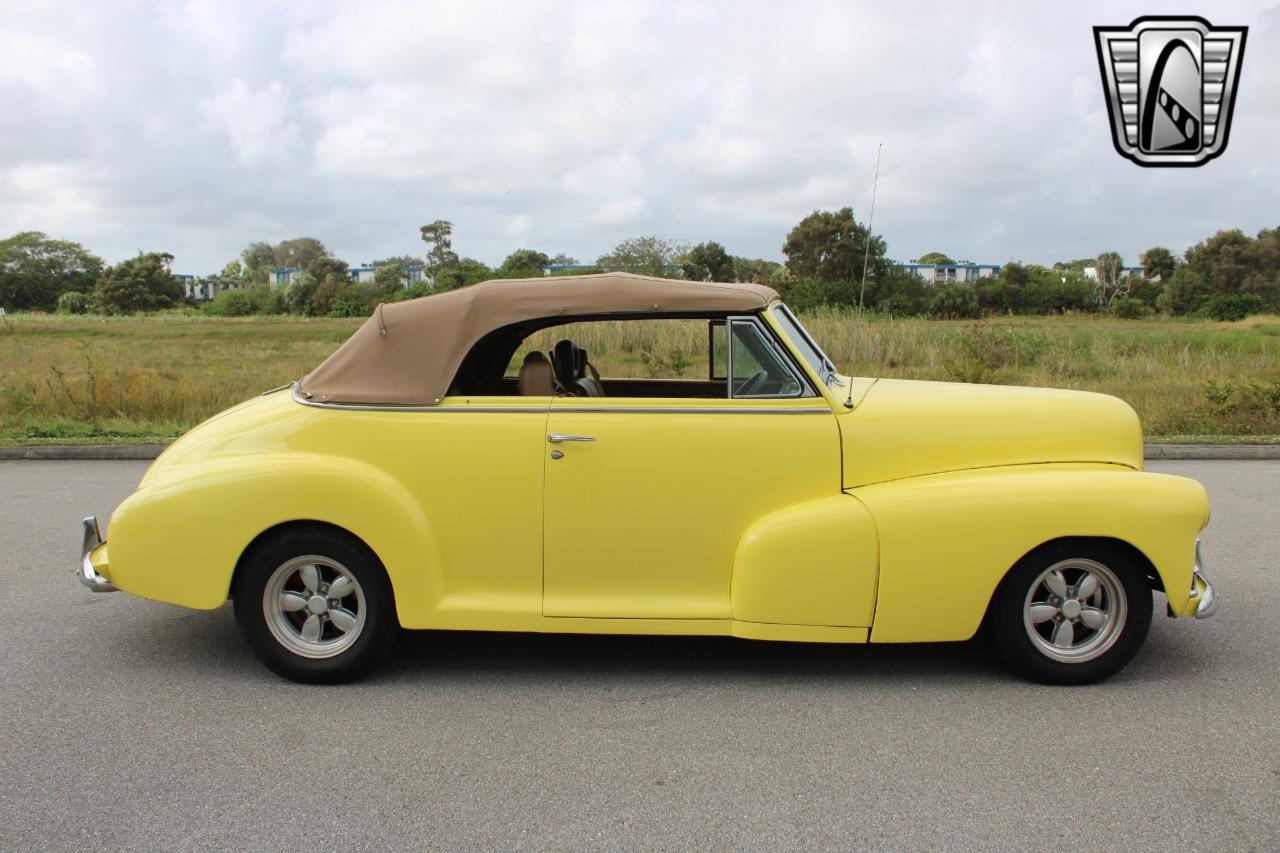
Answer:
298;271;778;406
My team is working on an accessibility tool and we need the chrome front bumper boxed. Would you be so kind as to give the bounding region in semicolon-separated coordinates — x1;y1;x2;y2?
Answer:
1188;539;1216;619
79;516;115;592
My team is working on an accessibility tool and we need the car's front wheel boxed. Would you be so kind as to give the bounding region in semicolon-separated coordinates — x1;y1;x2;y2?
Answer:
989;542;1152;684
233;526;399;683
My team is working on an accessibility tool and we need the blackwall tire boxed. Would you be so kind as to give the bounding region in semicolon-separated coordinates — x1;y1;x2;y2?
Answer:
989;541;1152;685
233;526;399;684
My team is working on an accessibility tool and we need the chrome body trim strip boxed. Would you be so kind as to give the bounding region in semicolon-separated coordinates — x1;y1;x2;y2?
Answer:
293;388;832;415
292;389;547;413
78;516;115;592
553;406;833;415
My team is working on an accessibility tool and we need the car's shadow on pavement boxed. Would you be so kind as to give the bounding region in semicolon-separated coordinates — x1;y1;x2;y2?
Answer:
106;600;1195;689
104;602;1014;686
380;627;1007;687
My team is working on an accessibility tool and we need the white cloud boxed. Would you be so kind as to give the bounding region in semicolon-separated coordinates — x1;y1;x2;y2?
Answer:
0;0;1276;272
0;163;99;232
199;79;302;169
505;214;532;236
0;32;101;106
592;197;647;226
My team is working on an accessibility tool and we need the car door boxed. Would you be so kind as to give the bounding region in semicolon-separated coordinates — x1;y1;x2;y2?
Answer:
542;316;841;620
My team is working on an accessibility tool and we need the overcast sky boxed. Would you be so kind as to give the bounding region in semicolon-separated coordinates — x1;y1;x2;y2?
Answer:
2;0;1277;273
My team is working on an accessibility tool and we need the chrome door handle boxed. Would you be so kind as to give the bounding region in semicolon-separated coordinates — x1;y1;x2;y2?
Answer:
547;433;596;443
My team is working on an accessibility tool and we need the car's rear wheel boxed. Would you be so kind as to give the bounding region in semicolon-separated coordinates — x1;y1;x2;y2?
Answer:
989;542;1152;684
233;526;398;683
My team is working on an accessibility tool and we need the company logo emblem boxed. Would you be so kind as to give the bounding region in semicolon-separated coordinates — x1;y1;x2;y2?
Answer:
1094;16;1247;167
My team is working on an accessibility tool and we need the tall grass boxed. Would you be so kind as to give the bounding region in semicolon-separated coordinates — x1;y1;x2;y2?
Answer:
1;311;1277;442
0;314;351;442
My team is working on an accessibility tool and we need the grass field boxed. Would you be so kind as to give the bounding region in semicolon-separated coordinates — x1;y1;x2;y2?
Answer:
1;310;1278;444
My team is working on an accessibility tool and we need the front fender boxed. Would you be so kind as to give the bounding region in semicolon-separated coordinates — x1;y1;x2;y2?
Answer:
107;452;438;622
853;464;1210;643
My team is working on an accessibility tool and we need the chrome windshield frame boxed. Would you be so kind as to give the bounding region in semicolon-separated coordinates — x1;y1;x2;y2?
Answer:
771;303;844;388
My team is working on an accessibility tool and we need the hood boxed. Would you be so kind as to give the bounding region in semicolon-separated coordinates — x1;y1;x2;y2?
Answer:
840;379;1143;488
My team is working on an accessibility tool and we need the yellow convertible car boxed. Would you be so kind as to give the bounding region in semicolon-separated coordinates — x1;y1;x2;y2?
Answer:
79;272;1216;684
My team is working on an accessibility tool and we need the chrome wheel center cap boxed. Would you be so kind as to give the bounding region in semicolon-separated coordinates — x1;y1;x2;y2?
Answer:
1061;599;1082;620
306;594;328;615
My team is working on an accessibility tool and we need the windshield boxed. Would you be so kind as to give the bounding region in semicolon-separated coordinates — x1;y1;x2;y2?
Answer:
772;304;843;388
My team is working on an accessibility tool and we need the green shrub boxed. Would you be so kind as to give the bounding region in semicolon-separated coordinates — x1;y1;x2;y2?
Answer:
774;277;842;311
93;252;182;315
56;291;93;314
1109;297;1147;319
942;324;1049;383
1200;378;1280;433
246;283;286;315
384;282;425;302
1201;293;1266;322
328;297;371;318
639;348;693;377
927;284;980;319
204;289;253;317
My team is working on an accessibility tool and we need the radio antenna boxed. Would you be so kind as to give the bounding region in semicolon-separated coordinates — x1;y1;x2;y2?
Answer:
846;142;882;409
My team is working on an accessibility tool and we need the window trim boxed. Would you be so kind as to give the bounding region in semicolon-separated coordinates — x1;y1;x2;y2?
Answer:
726;315;814;400
708;319;727;381
770;303;840;389
451;310;816;401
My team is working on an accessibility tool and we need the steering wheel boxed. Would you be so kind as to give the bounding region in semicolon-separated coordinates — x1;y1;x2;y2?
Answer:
736;369;768;397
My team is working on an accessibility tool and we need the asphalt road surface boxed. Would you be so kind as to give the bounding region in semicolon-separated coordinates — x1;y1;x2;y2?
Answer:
1;459;1276;850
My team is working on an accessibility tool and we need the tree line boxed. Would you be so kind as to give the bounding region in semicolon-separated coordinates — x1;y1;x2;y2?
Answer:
2;213;1277;321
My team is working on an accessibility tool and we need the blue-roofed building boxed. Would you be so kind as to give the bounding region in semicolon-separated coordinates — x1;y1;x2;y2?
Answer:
269;264;429;289
543;264;601;276
269;267;306;288
899;261;1002;284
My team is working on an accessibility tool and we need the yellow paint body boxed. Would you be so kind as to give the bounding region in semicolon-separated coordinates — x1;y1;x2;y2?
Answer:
97;308;1211;644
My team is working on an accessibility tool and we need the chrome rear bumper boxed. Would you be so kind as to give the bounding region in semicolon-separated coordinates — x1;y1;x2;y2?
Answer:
79;516;115;592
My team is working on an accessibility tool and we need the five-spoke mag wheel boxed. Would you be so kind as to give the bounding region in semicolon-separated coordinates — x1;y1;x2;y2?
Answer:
234;526;398;684
990;542;1152;684
1022;558;1126;664
263;556;367;659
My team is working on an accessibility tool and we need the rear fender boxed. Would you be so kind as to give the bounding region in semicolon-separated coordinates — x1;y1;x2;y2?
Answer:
106;453;438;622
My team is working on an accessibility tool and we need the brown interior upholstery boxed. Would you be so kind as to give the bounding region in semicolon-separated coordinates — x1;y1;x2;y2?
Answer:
518;351;555;396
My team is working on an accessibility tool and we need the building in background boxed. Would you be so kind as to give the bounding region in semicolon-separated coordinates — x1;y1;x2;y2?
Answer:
269;267;306;288
176;274;239;302
346;264;428;286
899;261;1001;284
175;262;429;302
543;264;599;276
268;264;428;290
1081;265;1146;281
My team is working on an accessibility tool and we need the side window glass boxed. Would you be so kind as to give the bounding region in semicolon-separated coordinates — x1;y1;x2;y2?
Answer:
729;319;803;398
